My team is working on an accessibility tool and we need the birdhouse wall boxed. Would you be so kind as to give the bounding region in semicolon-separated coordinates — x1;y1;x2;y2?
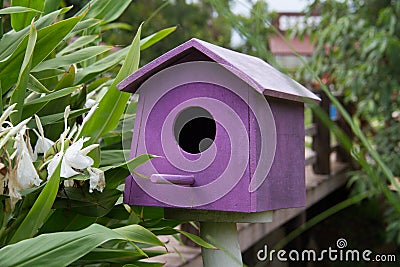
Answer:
251;97;306;211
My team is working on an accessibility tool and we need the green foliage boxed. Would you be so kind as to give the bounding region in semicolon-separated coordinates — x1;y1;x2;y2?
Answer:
0;223;163;266
0;0;202;265
103;0;232;64
296;0;400;244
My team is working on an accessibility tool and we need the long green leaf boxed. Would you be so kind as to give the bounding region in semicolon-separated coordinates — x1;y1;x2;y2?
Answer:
0;15;83;91
76;0;132;23
0;8;64;62
140;26;177;50
25;87;78;106
114;224;164;247
10;0;45;31
74;26;176;83
43;0;61;15
30;107;90;126
78;24;142;144
9;152;62;244
32;46;112;72
28;74;50;93
9;21;37;124
151;227;217;249
94;0;132;23
57;35;100;56
75;46;129;83
22;87;78;118
0;224;162;267
54;188;121;217
0;6;42;15
75;248;164;265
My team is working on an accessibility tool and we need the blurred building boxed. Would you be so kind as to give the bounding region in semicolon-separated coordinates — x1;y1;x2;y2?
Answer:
269;12;320;69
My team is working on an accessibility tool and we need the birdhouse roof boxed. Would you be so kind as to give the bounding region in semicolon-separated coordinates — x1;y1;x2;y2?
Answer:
117;38;320;102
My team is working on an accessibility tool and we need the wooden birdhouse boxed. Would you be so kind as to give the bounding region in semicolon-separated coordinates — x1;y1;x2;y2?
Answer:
118;38;319;214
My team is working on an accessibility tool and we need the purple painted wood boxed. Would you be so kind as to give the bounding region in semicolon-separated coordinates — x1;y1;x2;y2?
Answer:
117;38;320;103
127;82;252;212
253;98;306;211
120;39;319;213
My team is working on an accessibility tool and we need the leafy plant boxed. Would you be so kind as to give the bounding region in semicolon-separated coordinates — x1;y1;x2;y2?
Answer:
0;0;185;265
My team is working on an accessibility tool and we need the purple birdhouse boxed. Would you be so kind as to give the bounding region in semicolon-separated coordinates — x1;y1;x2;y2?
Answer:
118;38;319;214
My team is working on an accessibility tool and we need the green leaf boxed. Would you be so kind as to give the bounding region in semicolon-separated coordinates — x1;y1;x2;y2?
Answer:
32;68;65;81
53;65;76;91
75;248;164;265
101;150;129;166
39;209;97;234
0;224;160;267
32;46;112;72
101;22;134;32
95;0;132;23
67;19;102;37
76;0;132;23
57;35;100;56
0;6;42;15
151;227;217;249
10;0;45;31
43;0;61;15
0;9;62;62
86;77;111;93
74;26;177;83
175;229;217;249
114;224;164;247
0;15;83;92
22;87;78;118
75;46;129;83
103;154;158;172
9;21;37;124
54;188;121;217
9;152;61;244
29;107;90;126
28;74;51;93
25;87;78;106
78;24;142;144
140;26;177;51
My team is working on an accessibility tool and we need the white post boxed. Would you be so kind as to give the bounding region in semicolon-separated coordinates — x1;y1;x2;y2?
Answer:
200;222;242;267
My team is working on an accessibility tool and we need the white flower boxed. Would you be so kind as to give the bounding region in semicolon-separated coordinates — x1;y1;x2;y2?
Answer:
88;167;105;193
17;150;41;188
47;152;62;178
0;117;31;148
34;136;54;154
12;127;41;188
63;138;94;175
0;103;16;128
47;138;98;179
34;115;54;155
7;168;21;210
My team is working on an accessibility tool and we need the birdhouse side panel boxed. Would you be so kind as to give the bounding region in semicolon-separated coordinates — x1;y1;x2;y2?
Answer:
252;97;306;211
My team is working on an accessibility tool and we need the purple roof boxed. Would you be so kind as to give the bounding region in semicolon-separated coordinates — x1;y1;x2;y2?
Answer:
118;38;320;102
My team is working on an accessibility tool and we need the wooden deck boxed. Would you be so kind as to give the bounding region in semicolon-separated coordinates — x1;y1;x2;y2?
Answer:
144;153;349;267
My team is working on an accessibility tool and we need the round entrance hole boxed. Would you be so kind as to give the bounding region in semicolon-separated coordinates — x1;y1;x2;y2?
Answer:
174;106;216;154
